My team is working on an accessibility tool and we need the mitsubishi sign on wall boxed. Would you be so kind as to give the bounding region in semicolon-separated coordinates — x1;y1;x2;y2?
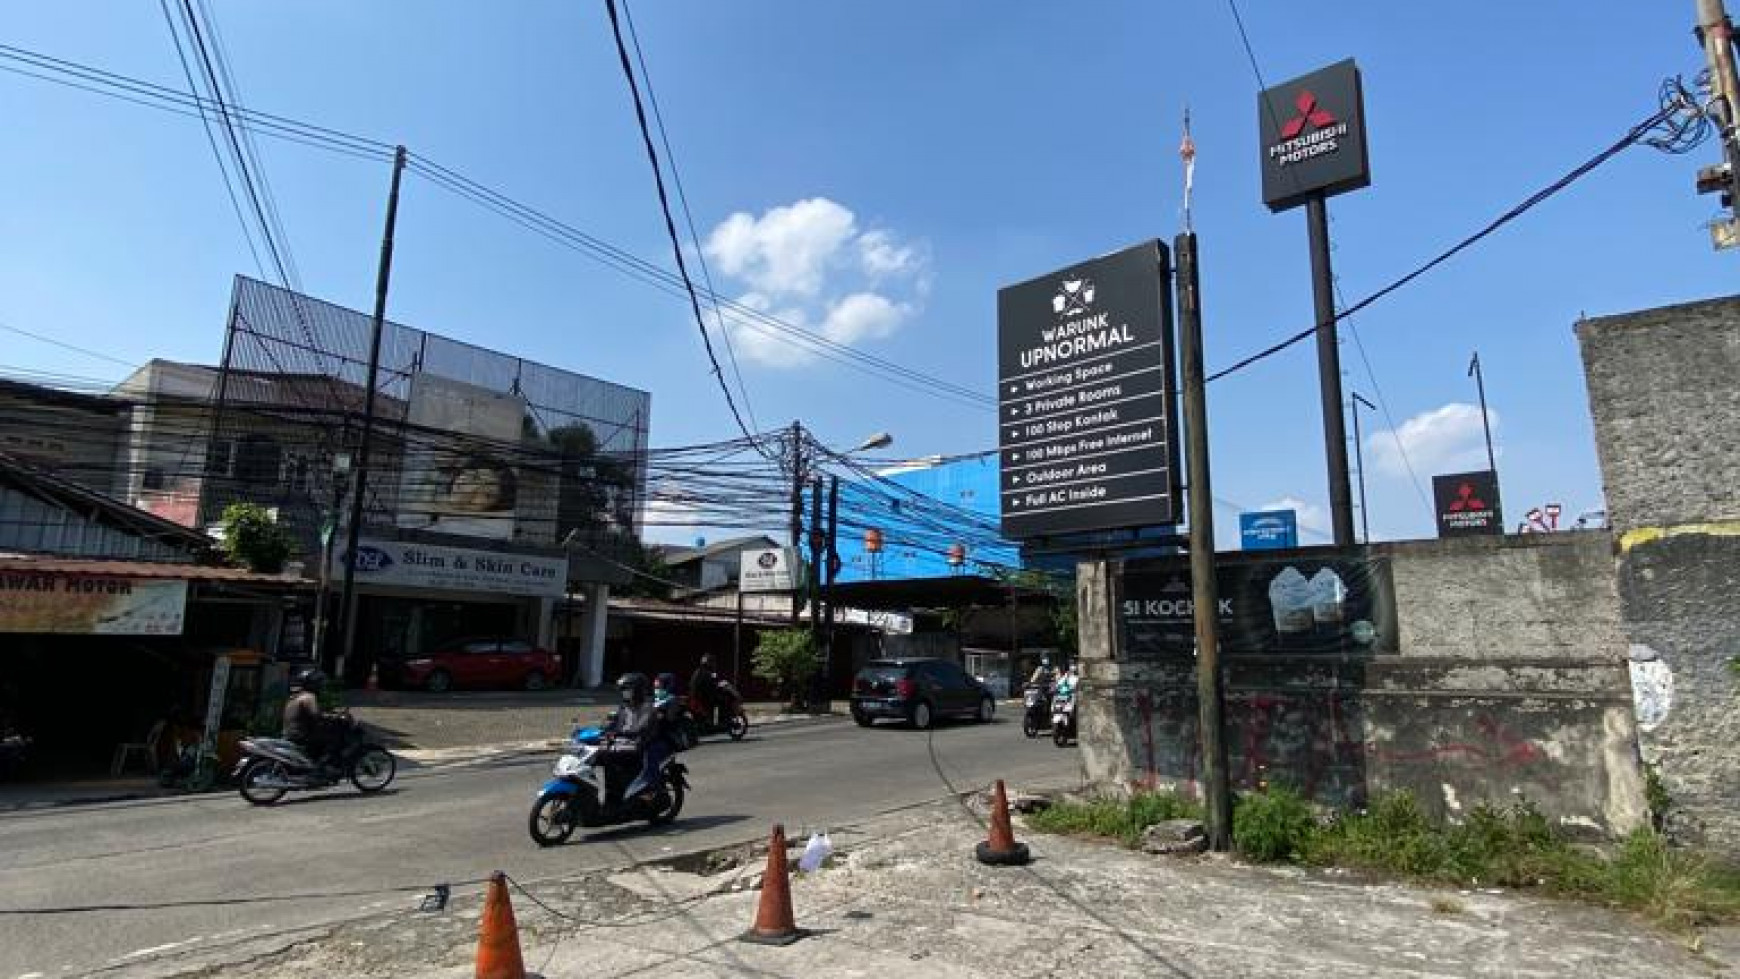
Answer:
1433;470;1503;537
997;240;1180;539
1260;58;1372;212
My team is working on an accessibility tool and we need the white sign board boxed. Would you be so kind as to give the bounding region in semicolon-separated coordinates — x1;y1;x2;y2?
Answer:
836;606;915;635
333;538;567;598
739;547;802;594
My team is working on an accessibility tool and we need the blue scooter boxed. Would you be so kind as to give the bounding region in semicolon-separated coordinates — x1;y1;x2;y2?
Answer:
528;722;689;846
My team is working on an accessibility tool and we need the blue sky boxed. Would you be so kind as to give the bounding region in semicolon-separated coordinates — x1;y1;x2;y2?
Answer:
0;2;1729;546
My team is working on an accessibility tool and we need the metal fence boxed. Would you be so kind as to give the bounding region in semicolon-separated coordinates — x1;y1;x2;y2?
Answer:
199;276;651;563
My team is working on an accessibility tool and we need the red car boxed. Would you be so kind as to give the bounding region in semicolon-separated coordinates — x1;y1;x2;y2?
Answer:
386;638;562;692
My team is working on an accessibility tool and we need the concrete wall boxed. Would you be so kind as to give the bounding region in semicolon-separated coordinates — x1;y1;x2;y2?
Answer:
1078;534;1646;835
1579;296;1740;850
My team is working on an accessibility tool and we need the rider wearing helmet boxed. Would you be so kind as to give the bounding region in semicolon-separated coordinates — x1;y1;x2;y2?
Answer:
605;672;667;801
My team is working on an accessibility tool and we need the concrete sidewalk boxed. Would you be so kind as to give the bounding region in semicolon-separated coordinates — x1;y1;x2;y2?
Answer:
135;787;1740;979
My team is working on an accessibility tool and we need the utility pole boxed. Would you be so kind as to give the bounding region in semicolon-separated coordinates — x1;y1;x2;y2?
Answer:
1468;352;1498;476
1350;392;1375;544
1695;0;1740;238
822;475;840;708
1306;196;1356;547
1175;231;1231;851
309;449;350;671
787;420;803;630
807;476;825;710
335;144;408;686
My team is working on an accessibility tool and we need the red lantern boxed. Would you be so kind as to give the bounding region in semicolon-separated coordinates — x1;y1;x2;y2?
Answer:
946;543;966;567
864;528;884;553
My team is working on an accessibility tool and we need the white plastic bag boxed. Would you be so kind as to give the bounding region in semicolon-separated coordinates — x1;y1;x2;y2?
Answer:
798;830;834;873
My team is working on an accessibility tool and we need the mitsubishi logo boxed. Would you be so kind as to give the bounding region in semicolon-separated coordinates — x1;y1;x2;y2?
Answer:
1279;90;1336;139
1448;482;1487;513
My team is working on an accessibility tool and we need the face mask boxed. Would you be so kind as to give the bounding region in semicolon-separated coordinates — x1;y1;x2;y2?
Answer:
621;689;635;705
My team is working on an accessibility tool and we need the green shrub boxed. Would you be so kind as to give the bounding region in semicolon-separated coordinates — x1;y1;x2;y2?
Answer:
218;502;294;573
750;630;818;705
1027;791;1202;847
1232;786;1316;863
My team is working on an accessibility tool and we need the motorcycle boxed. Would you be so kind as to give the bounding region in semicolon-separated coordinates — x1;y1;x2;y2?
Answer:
683;681;749;742
233;711;397;805
528;727;689;846
1051;691;1077;747
1021;683;1052;739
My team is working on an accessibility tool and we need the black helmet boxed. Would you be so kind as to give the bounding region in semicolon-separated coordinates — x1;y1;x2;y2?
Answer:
617;672;650;702
293;668;327;694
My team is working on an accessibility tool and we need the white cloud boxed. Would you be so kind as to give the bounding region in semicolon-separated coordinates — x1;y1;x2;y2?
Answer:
704;198;927;368
1259;497;1332;542
704;198;857;298
1367;402;1497;479
822;292;905;345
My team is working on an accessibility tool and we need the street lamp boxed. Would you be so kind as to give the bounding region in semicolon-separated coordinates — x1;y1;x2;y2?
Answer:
1349;393;1375;544
849;431;893;454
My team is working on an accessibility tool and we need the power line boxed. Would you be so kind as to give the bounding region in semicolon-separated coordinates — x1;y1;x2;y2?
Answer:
0;318;138;368
0;42;997;414
1206;102;1682;384
621;0;757;433
604;0;759;448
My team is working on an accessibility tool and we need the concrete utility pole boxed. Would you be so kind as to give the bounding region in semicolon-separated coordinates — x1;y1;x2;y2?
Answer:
1696;0;1740;231
787;420;804;630
1350;392;1375;544
1175;231;1232;851
335;144;407;686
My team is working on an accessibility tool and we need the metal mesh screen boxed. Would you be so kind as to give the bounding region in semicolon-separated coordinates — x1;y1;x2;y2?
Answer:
198;276;650;564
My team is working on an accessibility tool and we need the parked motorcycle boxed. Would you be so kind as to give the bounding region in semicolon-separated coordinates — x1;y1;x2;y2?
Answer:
528;727;689;846
684;681;749;742
233;711;396;805
1021;683;1052;739
1051;692;1076;747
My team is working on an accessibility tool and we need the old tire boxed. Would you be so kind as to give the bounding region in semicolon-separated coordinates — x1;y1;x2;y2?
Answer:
727;713;749;741
1022;715;1038;738
912;700;934;731
1054;726;1070;748
978;697;996;723
425;670;452;693
853;710;874;728
524;670;549;692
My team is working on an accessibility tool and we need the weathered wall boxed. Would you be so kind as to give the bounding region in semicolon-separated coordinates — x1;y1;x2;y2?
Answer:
1579;297;1740;850
1079;533;1646;835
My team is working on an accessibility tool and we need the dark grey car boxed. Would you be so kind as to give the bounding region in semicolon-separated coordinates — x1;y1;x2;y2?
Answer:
850;658;996;730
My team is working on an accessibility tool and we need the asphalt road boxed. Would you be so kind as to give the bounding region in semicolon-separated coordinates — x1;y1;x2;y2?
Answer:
0;713;1081;979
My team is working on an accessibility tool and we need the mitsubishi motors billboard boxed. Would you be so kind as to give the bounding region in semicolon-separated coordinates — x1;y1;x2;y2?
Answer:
1260;59;1372;212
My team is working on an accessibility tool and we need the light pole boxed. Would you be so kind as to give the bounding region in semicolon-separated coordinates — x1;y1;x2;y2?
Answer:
1468;352;1498;476
809;431;892;711
1350;392;1375;544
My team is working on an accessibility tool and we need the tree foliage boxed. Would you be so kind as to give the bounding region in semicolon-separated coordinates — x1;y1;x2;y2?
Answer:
218;502;294;574
751;629;819;706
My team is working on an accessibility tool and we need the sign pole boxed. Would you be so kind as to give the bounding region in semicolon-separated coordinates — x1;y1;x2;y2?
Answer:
1351;391;1375;544
1306;195;1356;547
1175;231;1231;851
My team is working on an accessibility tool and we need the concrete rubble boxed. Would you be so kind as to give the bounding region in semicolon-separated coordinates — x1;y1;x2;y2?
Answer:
107;787;1740;979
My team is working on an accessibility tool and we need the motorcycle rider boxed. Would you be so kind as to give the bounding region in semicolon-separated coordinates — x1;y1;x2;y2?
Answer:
1028;656;1057;693
689;654;720;727
282;668;336;773
604;672;669;803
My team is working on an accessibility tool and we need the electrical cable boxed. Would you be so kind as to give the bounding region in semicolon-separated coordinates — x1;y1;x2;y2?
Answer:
604;0;759;449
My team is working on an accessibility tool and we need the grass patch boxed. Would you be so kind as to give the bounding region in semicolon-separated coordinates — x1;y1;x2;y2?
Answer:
1039;785;1740;931
1290;791;1740;931
1027;791;1202;847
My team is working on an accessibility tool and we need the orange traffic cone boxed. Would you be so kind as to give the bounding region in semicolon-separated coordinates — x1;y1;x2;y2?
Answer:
739;823;804;945
975;779;1031;866
475;872;527;979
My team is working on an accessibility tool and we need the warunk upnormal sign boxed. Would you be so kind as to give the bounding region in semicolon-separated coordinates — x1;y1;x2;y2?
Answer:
997;240;1180;539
